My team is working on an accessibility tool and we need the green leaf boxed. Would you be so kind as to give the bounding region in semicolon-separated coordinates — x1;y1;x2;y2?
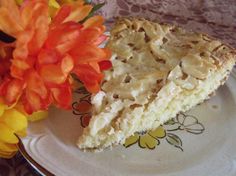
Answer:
80;2;105;23
90;2;105;13
85;0;92;4
166;133;183;151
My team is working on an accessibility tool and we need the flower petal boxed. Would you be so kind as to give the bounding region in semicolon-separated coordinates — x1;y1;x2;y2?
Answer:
93;34;107;46
2;108;28;132
23;90;41;114
60;0;84;5
38;48;61;65
70;44;109;64
139;134;159;149
14;29;34;58
185;123;205;134
81;114;91;127
20;0;48;28
0;78;24;105
27;21;49;55
49;0;60;9
0;57;11;76
0;149;17;158
39;64;67;84
176;113;186;125
15;128;26;137
23;89;51;114
77;27;104;44
166;133;183;151
15;0;23;5
11;63;27;79
63;4;93;23
51;5;72;26
0;101;6;117
45;22;82;54
50;83;72;109
83;15;105;29
0;141;17;153
27;110;48;122
182;115;198;126
75;100;91;113
148;126;166;139
0;7;22;36
73;64;103;93
61;54;74;75
99;60;112;71
0;0;21;21
89;62;100;73
84;81;100;93
0;123;18;144
124;133;139;148
20;0;49;55
25;69;48;99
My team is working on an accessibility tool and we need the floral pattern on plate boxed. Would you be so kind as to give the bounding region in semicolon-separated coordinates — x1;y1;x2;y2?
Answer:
124;113;205;151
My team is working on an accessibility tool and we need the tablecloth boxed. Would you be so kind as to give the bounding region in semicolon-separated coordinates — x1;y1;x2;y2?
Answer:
0;0;235;175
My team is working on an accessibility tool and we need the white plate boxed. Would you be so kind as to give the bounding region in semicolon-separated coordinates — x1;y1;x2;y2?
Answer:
22;75;236;176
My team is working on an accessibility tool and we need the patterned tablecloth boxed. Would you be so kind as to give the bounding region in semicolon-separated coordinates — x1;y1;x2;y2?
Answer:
0;0;235;175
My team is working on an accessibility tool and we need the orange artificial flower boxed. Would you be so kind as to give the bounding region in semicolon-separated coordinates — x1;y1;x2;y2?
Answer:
0;0;111;114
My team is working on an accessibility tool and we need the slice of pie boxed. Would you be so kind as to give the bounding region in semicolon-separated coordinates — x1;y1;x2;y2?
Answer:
77;18;236;150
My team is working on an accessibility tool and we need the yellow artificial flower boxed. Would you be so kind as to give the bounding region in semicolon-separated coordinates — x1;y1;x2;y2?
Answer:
124;126;166;149
51;0;78;6
15;0;77;6
14;103;49;122
0;100;28;158
15;0;79;17
27;111;48;122
49;0;60;8
49;0;83;17
0;99;48;158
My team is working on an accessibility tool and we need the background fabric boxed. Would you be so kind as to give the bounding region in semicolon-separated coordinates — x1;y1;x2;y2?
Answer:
95;0;236;47
0;0;235;175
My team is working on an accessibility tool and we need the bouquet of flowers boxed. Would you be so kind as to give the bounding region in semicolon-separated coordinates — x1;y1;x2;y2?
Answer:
0;0;111;158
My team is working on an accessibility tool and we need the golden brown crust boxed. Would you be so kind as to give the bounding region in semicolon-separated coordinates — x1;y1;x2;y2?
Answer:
114;17;236;55
109;18;236;79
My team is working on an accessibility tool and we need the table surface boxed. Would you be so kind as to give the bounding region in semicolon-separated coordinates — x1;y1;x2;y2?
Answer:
0;0;235;175
0;153;40;176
